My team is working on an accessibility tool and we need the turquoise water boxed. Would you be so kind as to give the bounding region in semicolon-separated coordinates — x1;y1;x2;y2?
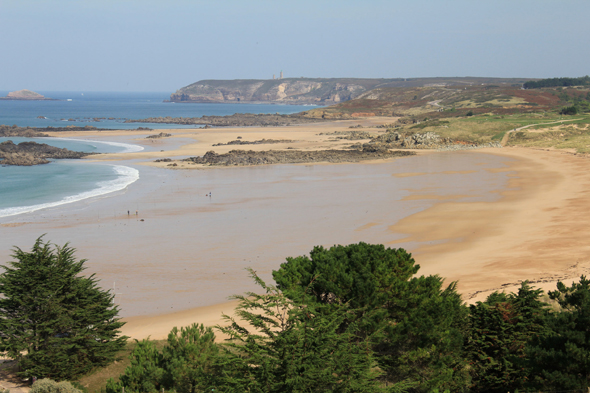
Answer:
0;91;318;129
0;92;315;218
0;137;140;218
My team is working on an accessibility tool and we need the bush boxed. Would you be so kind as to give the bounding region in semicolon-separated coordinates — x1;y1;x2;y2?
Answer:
560;105;578;115
466;110;474;116
31;379;82;393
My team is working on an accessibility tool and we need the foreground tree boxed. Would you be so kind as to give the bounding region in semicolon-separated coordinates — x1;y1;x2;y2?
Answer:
218;268;384;393
272;243;470;392
0;237;127;380
466;283;547;392
526;276;590;390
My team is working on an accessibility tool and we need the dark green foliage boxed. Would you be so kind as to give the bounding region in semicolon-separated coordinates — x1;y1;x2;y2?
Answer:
106;340;164;393
524;75;590;89
218;268;383;393
0;237;126;380
526;276;590;390
273;243;470;392
466;110;474;116
560;105;579;115
107;325;223;393
377;276;470;392
467;283;547;392
162;324;223;393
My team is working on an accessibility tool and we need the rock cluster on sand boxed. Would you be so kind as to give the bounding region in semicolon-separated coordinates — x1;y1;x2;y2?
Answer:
181;148;415;167
146;132;172;139
212;138;295;146
0;140;93;166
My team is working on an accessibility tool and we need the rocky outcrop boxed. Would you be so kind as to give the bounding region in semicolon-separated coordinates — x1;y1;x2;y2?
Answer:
0;125;48;137
212;138;295;146
181;147;414;167
169;78;402;104
366;131;453;149
0;89;55;100
146;132;172;139
0;141;93;166
126;113;324;127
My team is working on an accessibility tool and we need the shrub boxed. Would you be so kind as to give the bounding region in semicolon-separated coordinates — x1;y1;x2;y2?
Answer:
31;379;82;393
560;105;578;115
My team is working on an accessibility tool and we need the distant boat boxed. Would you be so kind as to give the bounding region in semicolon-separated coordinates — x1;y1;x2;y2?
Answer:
66;99;72;101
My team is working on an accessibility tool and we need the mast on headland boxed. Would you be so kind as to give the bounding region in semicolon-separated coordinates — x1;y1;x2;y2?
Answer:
280;70;283;79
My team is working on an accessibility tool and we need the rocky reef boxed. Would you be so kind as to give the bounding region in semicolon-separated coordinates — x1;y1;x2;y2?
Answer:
126;113;324;127
212;138;295;146
146;132;172;139
0;140;94;166
179;147;415;167
0;125;48;138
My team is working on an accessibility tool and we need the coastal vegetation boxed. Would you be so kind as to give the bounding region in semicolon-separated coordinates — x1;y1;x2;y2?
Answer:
7;241;583;392
523;76;590;89
0;238;127;381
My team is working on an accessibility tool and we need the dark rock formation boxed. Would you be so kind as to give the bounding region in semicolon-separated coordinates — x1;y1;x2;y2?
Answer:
181;147;414;167
126;113;324;127
0;140;94;166
146;132;172;139
366;131;452;149
0;125;48;138
212;138;295;146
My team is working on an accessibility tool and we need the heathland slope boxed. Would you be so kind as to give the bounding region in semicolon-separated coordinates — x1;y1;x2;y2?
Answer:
302;84;589;119
170;77;533;104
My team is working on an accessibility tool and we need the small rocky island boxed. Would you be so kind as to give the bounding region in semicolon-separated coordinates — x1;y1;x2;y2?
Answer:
0;89;55;101
0;140;93;166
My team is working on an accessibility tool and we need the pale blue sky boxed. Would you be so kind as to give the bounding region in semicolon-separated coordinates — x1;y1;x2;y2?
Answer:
1;0;589;92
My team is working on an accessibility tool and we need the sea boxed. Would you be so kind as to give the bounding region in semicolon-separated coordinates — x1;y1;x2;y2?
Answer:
0;92;316;218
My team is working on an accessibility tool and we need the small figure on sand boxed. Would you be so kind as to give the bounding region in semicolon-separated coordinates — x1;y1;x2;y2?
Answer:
127;210;130;216
209;192;212;197
135;210;138;216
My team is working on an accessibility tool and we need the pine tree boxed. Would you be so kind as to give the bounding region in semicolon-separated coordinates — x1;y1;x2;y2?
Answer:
0;237;127;380
217;268;383;393
527;276;590;390
272;243;470;392
466;283;547;392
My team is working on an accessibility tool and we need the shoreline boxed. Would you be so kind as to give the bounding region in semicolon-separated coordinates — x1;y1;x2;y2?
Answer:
120;146;590;340
3;118;589;340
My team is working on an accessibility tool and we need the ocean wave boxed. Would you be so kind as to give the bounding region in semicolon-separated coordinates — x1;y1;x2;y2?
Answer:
55;138;144;153
0;165;139;218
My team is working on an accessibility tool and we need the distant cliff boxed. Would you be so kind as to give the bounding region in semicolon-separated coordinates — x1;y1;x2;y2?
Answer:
170;77;534;105
170;78;407;104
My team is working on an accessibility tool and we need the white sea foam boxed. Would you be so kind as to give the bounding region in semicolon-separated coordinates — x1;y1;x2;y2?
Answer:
0;165;139;218
55;138;144;153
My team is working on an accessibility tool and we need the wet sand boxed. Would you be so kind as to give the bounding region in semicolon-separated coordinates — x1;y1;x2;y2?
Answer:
2;119;589;340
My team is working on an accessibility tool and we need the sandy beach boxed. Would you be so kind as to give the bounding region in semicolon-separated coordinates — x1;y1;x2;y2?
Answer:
2;118;590;340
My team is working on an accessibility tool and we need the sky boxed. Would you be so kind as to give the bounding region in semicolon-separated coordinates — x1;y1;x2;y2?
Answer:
1;0;589;92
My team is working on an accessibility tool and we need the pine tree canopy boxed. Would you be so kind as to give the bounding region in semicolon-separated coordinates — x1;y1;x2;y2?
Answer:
0;237;127;380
